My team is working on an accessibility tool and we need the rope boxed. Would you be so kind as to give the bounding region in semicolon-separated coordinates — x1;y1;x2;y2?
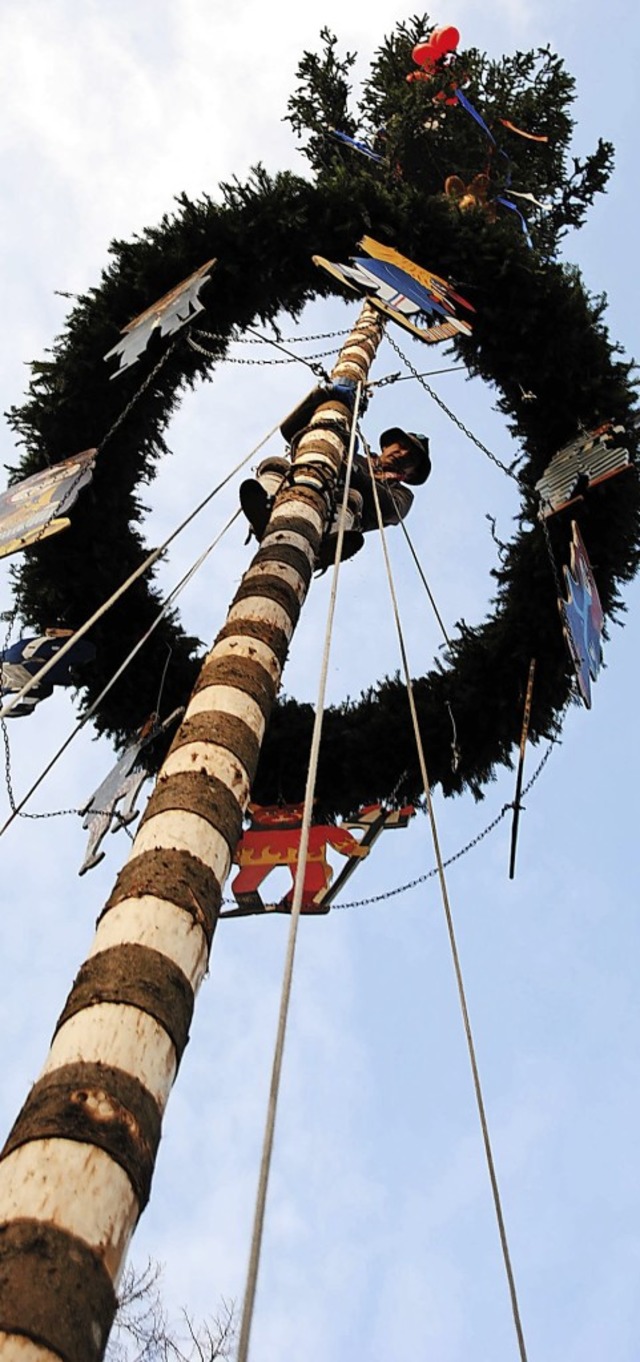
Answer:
385;332;522;485
370;363;466;389
0;421;281;723
0;512;241;836
235;383;364;1362
398;518;452;648
220;739;554;911
364;449;530;1362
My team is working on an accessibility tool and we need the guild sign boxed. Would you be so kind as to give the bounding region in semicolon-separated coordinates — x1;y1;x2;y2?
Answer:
536;422;630;517
558;521;604;708
104;258;216;375
222;801;415;916
0;449;97;560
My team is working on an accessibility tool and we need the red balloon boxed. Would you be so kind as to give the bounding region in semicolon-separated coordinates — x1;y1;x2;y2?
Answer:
412;25;460;69
430;25;460;56
412;38;437;68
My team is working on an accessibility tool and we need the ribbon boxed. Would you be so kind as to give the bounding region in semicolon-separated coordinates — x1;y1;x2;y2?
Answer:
495;196;533;248
499;118;549;143
453;87;496;145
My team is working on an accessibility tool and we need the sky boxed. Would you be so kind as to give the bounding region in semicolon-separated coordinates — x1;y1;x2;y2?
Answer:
1;1;640;1360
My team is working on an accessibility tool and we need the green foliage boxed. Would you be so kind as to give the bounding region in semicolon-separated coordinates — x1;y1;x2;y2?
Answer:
286;26;358;174
5;16;638;814
289;17;614;257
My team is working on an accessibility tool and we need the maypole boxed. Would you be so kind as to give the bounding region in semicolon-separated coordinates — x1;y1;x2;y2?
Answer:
0;301;383;1361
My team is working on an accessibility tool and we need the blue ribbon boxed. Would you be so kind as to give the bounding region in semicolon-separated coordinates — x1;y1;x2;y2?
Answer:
495;197;533;248
453;88;496;145
329;129;385;164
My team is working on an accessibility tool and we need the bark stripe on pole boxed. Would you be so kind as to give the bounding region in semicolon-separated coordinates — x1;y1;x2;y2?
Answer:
2;1062;161;1209
102;849;221;940
0;1220;115;1362
55;944;194;1061
41;1007;177;1108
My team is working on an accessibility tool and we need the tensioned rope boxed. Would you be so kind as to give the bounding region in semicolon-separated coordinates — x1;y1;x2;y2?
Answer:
329;737;555;908
235;383;364;1362
398;518;452;649
369;363;466;389
363;440;530;1362
0;419;281;724
0;511;242;837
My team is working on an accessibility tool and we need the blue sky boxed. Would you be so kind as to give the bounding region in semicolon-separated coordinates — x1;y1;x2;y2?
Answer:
1;2;639;1359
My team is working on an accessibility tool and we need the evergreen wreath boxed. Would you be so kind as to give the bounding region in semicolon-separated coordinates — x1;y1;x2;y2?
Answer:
6;16;639;816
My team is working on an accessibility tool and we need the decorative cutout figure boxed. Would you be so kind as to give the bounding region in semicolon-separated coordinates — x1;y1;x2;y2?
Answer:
104;259;216;376
223;801;415;916
0;630;96;716
558;522;604;708
536;422;630;517
313;237;472;345
79;742;148;875
78;708;183;874
359;235;475;316
0;450;97;560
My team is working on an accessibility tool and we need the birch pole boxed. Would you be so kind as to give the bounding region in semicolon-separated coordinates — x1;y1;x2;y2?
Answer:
0;300;383;1362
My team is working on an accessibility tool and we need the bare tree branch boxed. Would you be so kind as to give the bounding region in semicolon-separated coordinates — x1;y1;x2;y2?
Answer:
106;1260;235;1362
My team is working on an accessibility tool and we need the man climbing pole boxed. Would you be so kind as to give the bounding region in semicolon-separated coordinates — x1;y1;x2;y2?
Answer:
240;422;431;566
349;426;432;530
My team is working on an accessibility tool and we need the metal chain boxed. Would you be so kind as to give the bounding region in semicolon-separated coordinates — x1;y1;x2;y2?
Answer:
229;328;350;345
385;333;522;484
540;504;566;600
191;328;331;381
220;738;556;912
189;334;337;368
1;713;16;813
20;806;100;820
329;737;555;908
98;335;182;454
0;603;22;812
0;323;184;826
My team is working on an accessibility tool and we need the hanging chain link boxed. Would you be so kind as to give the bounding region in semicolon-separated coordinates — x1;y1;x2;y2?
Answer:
220;738;556;912
328;736;555;909
229;327;351;345
190;332;332;386
98;335;182;454
1;712;16;813
385;333;522;485
540;503;566;601
188;333;337;370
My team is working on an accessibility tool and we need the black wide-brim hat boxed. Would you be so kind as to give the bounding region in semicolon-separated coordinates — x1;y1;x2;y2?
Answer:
379;428;432;485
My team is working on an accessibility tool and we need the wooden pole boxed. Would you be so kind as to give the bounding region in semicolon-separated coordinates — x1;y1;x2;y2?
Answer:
0;301;383;1362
